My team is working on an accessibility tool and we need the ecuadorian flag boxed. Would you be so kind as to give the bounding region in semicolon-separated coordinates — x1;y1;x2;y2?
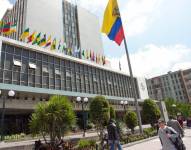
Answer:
102;0;124;46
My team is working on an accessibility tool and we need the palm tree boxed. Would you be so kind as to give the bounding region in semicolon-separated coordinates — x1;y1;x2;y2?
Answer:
29;95;76;148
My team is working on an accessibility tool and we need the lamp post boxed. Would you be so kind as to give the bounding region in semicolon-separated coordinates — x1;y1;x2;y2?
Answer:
120;101;128;120
76;97;88;137
0;90;15;141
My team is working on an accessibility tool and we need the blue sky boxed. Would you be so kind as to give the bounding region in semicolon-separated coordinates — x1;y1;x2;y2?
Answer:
1;0;191;78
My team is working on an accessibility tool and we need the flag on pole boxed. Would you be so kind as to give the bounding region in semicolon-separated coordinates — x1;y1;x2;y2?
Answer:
45;35;51;47
38;34;46;46
51;38;56;50
32;32;41;45
20;28;29;40
27;31;36;43
1;22;11;33
58;40;61;50
101;0;124;45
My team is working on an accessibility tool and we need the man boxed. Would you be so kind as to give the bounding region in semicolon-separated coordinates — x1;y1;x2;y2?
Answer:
107;119;122;150
167;116;184;137
158;120;178;150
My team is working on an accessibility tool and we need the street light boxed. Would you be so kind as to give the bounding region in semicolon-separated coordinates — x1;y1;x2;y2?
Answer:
0;90;15;141
76;97;88;137
172;104;177;118
120;100;128;111
120;101;128;121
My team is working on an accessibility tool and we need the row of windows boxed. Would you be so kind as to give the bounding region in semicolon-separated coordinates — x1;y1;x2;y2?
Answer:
0;43;139;99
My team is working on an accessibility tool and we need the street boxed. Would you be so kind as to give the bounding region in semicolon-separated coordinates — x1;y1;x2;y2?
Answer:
124;129;191;150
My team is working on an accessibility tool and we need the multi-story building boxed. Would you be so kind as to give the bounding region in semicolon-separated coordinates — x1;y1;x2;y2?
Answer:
147;69;191;103
0;0;149;133
1;0;104;56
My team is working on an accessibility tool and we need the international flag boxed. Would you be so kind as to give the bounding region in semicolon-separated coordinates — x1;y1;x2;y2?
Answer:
20;28;29;40
102;56;106;65
1;22;11;33
32;32;41;45
51;38;56;50
62;42;67;53
101;0;124;45
9;23;17;33
27;31;36;43
58;40;61;50
45;35;51;47
38;34;46;46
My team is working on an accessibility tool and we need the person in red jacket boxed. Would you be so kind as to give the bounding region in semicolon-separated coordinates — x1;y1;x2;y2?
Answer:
177;115;184;128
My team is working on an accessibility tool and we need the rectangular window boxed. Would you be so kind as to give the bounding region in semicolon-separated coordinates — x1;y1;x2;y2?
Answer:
29;63;36;69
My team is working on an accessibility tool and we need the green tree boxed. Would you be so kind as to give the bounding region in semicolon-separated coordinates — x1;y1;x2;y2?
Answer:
29;95;76;148
89;96;110;141
164;98;177;117
109;106;116;119
124;111;138;134
177;102;191;118
142;99;161;127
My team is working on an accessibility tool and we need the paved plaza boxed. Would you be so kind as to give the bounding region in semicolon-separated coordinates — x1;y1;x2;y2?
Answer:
124;129;191;150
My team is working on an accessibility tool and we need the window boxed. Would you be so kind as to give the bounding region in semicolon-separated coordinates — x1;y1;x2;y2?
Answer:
55;69;61;75
13;59;22;67
29;63;36;69
42;66;48;73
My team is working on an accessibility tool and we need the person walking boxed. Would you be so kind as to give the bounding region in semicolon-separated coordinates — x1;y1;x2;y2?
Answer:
167;116;184;137
158;120;178;150
107;119;122;150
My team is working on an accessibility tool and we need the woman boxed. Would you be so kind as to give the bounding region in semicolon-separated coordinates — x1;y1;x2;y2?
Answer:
158;120;178;150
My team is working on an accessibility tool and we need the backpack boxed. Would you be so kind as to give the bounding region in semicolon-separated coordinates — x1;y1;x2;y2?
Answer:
166;127;186;150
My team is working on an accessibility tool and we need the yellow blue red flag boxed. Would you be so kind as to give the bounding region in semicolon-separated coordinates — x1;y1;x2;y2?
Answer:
101;0;124;45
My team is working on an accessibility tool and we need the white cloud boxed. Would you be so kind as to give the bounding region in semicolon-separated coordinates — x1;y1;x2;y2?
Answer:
109;44;191;78
66;0;163;37
121;0;163;36
0;0;13;20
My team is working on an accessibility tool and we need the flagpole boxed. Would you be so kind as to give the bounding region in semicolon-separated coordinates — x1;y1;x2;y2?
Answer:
123;36;143;134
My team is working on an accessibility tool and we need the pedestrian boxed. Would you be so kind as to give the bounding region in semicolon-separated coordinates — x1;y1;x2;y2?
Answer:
167;116;184;137
107;119;122;150
177;116;184;128
158;119;178;150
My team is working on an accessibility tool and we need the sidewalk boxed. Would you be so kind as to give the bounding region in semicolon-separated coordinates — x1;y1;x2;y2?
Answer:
123;129;191;150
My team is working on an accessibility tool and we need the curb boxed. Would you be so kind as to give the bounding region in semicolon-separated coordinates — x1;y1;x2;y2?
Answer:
122;136;158;148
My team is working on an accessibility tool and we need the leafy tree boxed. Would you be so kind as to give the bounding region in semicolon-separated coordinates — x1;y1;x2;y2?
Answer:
124;111;138;134
29;95;76;148
164;98;177;117
142;99;161;127
177;102;191;118
110;106;116;119
89;96;110;141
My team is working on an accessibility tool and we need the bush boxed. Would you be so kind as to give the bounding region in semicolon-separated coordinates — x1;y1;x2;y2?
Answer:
142;99;161;126
124;111;138;134
110;106;116;119
77;139;96;149
89;96;110;140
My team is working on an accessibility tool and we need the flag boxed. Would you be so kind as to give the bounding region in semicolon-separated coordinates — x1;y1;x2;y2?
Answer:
20;28;29;40
38;34;46;46
119;61;121;70
102;56;106;65
0;21;3;29
9;23;17;33
58;40;61;50
45;35;51;47
62;42;67;53
1;22;11;33
32;32;41;45
82;50;85;57
101;0;124;45
27;31;36;43
51;38;56;50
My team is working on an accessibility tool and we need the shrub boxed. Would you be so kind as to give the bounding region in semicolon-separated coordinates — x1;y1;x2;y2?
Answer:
124;111;138;134
77;139;96;149
142;99;161;127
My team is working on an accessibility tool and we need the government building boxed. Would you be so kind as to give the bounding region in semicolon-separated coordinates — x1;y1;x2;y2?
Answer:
0;0;148;134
